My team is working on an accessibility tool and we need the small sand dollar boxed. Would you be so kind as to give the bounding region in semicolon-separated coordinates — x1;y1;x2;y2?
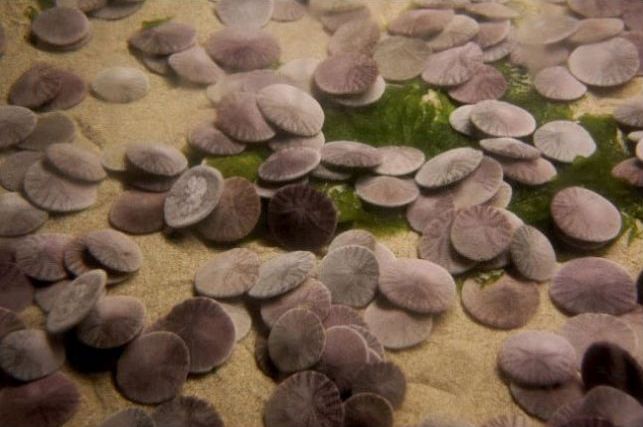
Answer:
475;20;511;49
568;0;624;18
46;270;107;334
450;156;505;208
352;361;406;409
461;274;540;329
151;396;223;427
374;146;425;176
380;258;456;314
259;148;321;183
0;106;37;149
0;151;43;192
109;190;166;235
450;205;513;262
479;138;541;160
45;143;106;182
31;7;90;48
317;325;369;392
568;18;624;45
272;0;306;22
268;184;338;250
0;329;64;382
344;393;394;427
465;2;518;20
24;160;97;213
422;42;483;87
426;14;480;51
0;192;48;237
355;175;419;208
194;248;260;298
329;229;376;252
19;111;76;151
509;380;584;422
257;84;324;137
0;308;25;340
328;18;380;56
260;278;331;328
534;66;587;102
205;27;281;72
116;331;189;404
470;100;536;138
249;251;316;299
415;147;483;189
76;295;145;349
568;38;640;87
533;121;596;163
216;0;274;28
320;245;379;308
215;91;276;143
388;9;454;38
364;299;433;350
126;143;187;178
612;158;643;187
188;122;245;156
0;261;34;312
154;297;235;373
15;233;71;281
129;21;196;56
499;330;577;387
510;225;556;282
164;165;224;228
263;370;344;427
9;63;63;109
447;64;508;104
314;52;379;96
551;257;637;315
85;229;142;273
92;67;149;103
406;190;456;232
551;186;622;245
498;157;557;186
268;308;326;373
168;46;224;86
322;141;383;169
449;104;476;136
614;96;643;128
374;36;432;82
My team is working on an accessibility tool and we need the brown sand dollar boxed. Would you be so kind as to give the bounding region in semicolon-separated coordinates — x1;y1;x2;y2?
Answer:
128;21;197;56
188;122;245;156
422;42;483;87
263;370;344;427
318;325;369;392
0;151;44;192
84;229;142;273
260;278;331;328
215;91;276;143
109;190;167;235
31;7;91;48
320;245;379;307
15;233;71;281
364;299;433;350
0;192;48;238
20;111;77;151
498;330;577;387
0;328;65;381
352;361;407;408
534;66;587;102
151;395;224;427
314;52;379;96
450;205;514;262
99;408;155;427
126;143;188;177
116;331;189;404
533;120;596;164
447;64;508;104
509;379;584;421
216;0;274;28
194;248;260;298
168;46;224;86
76;295;145;349
204;27;281;72
510;225;557;282
0;105;37;149
268;308;326;373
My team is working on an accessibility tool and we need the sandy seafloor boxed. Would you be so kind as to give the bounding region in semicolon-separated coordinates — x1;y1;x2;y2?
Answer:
0;1;642;426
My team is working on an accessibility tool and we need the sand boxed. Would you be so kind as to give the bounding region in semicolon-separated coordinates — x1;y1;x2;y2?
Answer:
0;1;642;426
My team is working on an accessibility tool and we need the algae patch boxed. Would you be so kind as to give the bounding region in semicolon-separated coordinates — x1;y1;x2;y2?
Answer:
205;150;268;182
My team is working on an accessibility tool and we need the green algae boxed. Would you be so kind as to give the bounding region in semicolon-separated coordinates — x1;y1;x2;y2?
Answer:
142;16;174;29
205;149;268;182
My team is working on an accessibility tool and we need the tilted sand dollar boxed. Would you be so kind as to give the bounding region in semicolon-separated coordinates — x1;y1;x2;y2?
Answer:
188;122;245;156
90;1;145;21
9;63;63;109
194;248;260;298
197;176;261;242
15;233;71;281
388;9;454;39
355;175;420;208
76;295;145;349
510;224;556;282
164;165;224;228
426;14;480;51
217;301;252;342
34;281;71;314
109;190;166;235
447;64;508;104
272;0;306;22
215;91;276;143
115;331;189;404
23;160;97;213
486;181;513;209
465;2;518;20
204;27;281;72
568;18;624;45
0;106;37;149
379;258;456;314
126;143;188;177
568;38;640;87
268;308;326;373
55;0;107;12
322;141;383;169
45;143;106;182
332;73;385;107
257;84;324;137
168;46;224;86
509;379;584;422
0;151;43;191
249;251;316;299
263;370;344;427
475;20;511;49
329;229;376;252
153;297;235;373
0;192;48;237
278;58;320;94
533;66;587;102
84;229;142;273
259;147;321;183
450;205;514;261
344;393;394;427
551;186;622;245
516;15;579;46
533;120;596;163
151;396;224;427
479;138;541;160
373;36;432;82
470;100;536;138
328;18;380;56
551;257;637;315
314;52;379;96
128;21;196;55
260;278;331;328
216;0;274;27
268;133;325;152
461;274;539;329
449;104;476;136
99;408;155;427
320;245;379;307
31;6;90;48
418;208;477;275
206;69;293;105
498;330;577;387
0;329;64;381
422;42;483;87
19;111;76;151
406;191;455;232
323;304;367;330
612;158;643;187
364;299;433;350
374;146;426;176
578;386;643;427
498;157;557;186
0;262;34;312
0;308;25;340
568;0;624;18
92;67;149;103
614;96;643;128
415;147;483;189
46;269;107;334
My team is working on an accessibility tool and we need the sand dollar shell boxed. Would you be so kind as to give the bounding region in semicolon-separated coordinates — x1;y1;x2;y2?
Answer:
257;84;324;137
92;67;149;103
568;38;640;87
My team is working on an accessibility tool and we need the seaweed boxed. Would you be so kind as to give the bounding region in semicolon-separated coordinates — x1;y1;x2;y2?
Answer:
205;149;269;182
142;16;174;29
